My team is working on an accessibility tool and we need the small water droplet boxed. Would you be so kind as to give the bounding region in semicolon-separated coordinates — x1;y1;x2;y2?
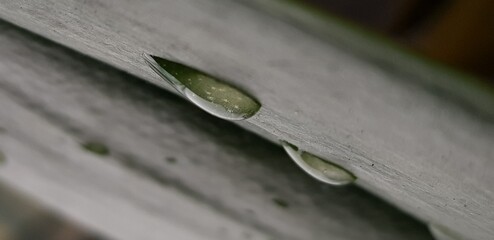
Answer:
429;224;462;240
81;141;110;156
144;54;260;120
165;156;177;164
0;150;6;165
272;198;289;209
281;142;356;186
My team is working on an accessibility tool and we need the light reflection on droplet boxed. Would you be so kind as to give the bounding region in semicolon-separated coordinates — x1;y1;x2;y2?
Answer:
281;141;356;186
143;54;260;120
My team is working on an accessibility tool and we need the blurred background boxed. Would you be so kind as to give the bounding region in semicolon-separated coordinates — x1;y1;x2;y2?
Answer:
0;184;103;240
301;0;494;80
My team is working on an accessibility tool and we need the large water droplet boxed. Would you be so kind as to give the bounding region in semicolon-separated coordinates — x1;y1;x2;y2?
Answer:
429;224;462;240
281;142;356;186
144;54;260;120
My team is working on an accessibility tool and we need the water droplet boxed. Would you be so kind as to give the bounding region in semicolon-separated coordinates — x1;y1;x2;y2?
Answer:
0;150;5;165
143;54;260;120
281;142;356;186
272;198;289;209
165;156;177;164
429;224;462;240
81;141;110;156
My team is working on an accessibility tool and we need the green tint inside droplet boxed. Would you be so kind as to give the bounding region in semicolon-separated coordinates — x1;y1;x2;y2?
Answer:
144;55;260;121
282;142;356;186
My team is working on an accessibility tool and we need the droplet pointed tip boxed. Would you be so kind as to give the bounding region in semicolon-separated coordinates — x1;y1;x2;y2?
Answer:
142;53;155;66
142;52;153;60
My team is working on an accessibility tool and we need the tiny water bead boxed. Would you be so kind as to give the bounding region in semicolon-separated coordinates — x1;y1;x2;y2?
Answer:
429;224;462;240
281;142;356;186
143;54;261;120
272;198;289;209
81;141;110;156
0;150;5;165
